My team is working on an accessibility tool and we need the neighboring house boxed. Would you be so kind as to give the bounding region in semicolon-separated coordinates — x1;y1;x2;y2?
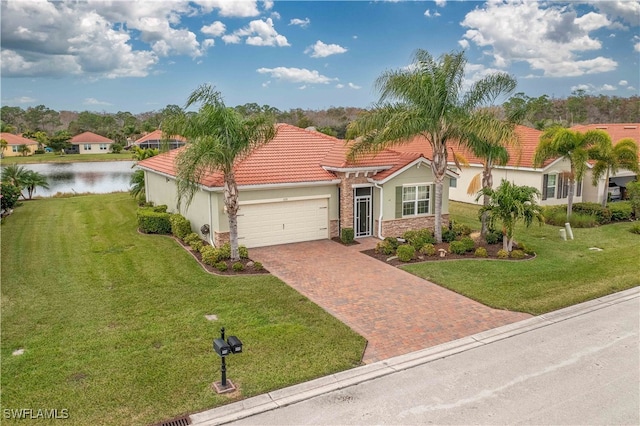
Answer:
0;132;38;157
138;123;456;248
134;130;186;150
69;131;114;154
571;123;639;204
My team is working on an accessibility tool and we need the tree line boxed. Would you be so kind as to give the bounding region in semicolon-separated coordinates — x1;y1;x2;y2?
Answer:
2;93;638;143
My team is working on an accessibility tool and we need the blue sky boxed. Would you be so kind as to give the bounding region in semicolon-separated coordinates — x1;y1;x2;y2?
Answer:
1;0;639;114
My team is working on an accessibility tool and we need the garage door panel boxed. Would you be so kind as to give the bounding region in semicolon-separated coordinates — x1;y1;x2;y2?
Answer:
237;198;329;248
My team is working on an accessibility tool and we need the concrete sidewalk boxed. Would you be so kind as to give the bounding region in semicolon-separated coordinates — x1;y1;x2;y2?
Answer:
190;287;639;426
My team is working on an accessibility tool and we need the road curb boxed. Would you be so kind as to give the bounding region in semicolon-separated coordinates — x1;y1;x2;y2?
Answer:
189;287;639;425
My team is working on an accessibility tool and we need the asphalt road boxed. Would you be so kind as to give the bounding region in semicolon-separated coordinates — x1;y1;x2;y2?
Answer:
230;294;639;425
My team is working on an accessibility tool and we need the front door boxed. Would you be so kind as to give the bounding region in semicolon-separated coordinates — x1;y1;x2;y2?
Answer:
354;187;372;237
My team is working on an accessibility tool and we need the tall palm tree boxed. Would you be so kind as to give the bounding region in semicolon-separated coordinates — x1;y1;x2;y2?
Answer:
0;138;8;158
129;169;146;201
477;179;543;252
163;84;276;260
534;127;611;220
21;170;49;199
346;49;517;242
589;137;639;208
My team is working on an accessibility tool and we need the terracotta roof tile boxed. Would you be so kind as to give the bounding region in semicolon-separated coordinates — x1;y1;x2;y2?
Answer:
70;131;113;143
1;133;38;146
134;129;187;144
570;123;640;145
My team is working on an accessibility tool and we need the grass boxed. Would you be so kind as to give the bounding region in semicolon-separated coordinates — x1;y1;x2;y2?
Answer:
404;201;640;315
1;152;133;164
1;193;365;425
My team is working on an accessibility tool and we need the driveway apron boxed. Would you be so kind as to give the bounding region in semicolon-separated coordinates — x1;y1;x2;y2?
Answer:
250;239;531;364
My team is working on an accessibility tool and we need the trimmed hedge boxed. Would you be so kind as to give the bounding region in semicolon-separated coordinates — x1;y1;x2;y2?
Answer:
137;208;171;234
403;228;435;250
571;203;612;224
341;228;355;244
609;202;632;222
170;214;192;240
449;240;467;255
396;244;415;262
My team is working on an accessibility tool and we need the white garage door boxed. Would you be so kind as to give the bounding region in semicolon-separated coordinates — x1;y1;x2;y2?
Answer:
237;198;329;248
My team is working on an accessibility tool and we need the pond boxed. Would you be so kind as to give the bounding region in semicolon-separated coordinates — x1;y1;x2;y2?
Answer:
5;161;137;197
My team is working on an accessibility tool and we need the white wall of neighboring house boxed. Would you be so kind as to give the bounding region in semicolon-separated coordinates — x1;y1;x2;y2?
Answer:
77;142;112;154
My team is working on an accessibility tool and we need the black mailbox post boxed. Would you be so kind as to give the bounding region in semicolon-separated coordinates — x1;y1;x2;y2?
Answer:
212;328;243;390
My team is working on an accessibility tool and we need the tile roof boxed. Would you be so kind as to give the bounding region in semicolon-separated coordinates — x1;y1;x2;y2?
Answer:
1;133;38;146
138;123;427;188
70;131;113;143
570;123;640;145
134;129;186;144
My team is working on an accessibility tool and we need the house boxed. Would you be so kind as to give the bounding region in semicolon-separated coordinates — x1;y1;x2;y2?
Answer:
134;130;186;150
69;131;114;154
0;132;38;157
393;123;639;206
571;123;639;204
138;124;456;248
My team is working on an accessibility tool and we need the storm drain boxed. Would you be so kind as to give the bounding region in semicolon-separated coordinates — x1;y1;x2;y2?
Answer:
152;415;190;426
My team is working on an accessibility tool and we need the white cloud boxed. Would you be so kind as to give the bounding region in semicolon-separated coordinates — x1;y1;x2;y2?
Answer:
263;0;274;11
226;18;289;47
627;86;637;92
270;11;281;20
202;39;215;49
2;96;36;104
435;0;447;7
589;0;640;26
460;2;618;77
193;0;260;17
305;40;347;58
298;85;307;90
84;97;112;106
635;42;640;52
424;10;440;18
619;80;628;86
336;84;345;89
256;67;336;84
262;81;271;88
570;83;620;93
601;84;616;91
348;82;361;89
458;39;470;49
201;21;226;37
289;18;311;28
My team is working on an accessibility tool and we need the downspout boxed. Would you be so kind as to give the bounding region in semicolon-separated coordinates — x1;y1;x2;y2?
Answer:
373;182;384;239
208;191;215;247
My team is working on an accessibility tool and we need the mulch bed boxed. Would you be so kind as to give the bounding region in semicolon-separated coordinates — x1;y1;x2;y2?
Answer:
331;237;360;246
361;240;534;267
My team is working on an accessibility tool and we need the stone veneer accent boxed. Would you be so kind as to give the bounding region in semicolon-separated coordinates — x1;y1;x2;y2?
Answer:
377;214;450;238
337;173;373;230
213;231;230;247
329;220;340;239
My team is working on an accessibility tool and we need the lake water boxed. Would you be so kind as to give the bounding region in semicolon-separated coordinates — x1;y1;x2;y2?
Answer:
7;161;136;197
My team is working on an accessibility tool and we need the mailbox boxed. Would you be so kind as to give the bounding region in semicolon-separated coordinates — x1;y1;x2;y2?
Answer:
213;338;231;357
227;335;243;354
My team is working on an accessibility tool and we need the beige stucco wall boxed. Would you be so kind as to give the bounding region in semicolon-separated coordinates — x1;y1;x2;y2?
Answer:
4;144;37;157
78;143;112;154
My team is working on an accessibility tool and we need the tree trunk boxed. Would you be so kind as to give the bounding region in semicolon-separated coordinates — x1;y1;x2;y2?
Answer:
480;164;492;237
502;234;509;252
601;168;610;208
434;179;444;243
223;171;240;261
567;177;575;222
431;141;448;244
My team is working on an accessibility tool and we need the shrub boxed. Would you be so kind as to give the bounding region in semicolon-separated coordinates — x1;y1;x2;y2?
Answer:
510;249;525;259
341;227;355;244
609;202;632;222
183;232;200;245
460;236;475;252
170;214;192;240
497;249;509;259
216;261;228;272
375;239;396;256
218;243;231;260
627;181;640;218
190;240;204;252
253;261;264;271
136;208;171;234
484;230;502;245
518;243;536;256
152;204;168;213
403;228;435;250
569;213;599;228
474;247;488;258
419;243;436;256
384;236;400;250
232;262;244;271
239;245;249;259
630;224;640;235
452;223;472;236
396;244;415;262
200;247;217;266
572;203;612;224
1;182;21;211
34;149;45;155
442;229;457;243
449;241;467;255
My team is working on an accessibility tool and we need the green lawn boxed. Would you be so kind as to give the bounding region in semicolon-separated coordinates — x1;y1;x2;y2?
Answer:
1;194;365;425
1;152;133;164
403;201;640;315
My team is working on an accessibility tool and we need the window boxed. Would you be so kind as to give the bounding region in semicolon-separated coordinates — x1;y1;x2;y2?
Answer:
12;146;19;153
84;144;92;150
542;174;556;200
402;185;430;216
449;177;457;188
99;144;108;151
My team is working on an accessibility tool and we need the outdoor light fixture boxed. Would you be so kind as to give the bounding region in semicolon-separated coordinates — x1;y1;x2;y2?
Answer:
212;327;243;393
200;224;210;235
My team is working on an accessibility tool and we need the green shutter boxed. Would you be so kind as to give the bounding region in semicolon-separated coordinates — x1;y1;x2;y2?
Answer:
395;186;403;218
542;174;548;200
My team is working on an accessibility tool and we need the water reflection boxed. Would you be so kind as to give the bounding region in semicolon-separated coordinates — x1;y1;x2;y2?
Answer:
2;161;136;197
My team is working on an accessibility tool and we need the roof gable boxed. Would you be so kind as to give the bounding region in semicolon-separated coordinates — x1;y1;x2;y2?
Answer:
0;133;38;146
70;131;113;143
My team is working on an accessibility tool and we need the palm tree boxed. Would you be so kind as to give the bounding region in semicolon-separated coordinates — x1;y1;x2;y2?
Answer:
0;138;7;158
21;170;49;199
534;127;611;220
1;164;27;188
163;84;276;260
18;144;30;156
346;49;517;242
129;169;146;201
477;179;543;252
589;137;639;208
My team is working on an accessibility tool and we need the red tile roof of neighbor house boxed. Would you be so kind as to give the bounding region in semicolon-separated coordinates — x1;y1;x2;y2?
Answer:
70;131;113;143
570;123;640;145
0;133;38;145
138;123;426;188
134;129;187;144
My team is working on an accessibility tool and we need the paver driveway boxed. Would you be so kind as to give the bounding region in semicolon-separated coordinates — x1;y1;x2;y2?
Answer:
250;238;531;364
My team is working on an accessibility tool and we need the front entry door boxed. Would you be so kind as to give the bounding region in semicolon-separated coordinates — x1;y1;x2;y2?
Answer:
354;187;372;237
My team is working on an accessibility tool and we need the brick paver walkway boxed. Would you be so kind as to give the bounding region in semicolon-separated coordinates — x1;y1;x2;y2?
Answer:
251;238;532;364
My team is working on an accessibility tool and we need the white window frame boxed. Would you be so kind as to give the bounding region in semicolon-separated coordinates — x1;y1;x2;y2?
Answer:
402;183;431;217
84;144;92;151
99;144;108;151
546;174;556;199
12;146;19;153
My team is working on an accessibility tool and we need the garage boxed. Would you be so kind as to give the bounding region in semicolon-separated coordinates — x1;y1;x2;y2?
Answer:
237;197;329;248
